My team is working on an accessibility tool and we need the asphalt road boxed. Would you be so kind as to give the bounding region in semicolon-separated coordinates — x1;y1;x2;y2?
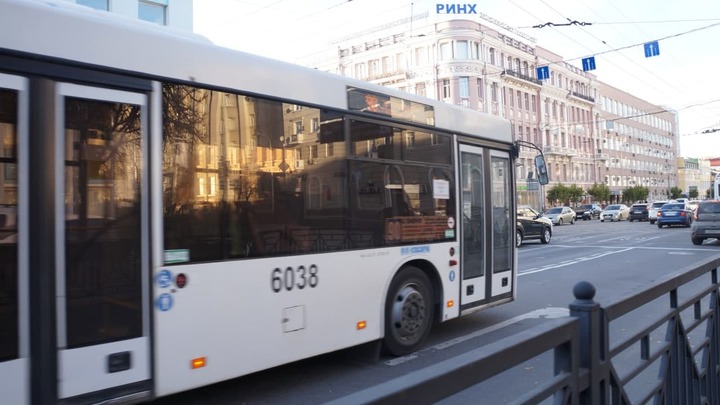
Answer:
151;218;720;404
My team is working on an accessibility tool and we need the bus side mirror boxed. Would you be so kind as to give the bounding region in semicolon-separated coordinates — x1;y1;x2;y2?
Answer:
534;155;549;185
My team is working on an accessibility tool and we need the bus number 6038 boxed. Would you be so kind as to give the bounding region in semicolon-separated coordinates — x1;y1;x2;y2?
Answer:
271;265;319;293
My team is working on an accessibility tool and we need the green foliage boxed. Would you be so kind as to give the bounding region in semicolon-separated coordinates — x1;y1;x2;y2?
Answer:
622;185;649;203
546;183;585;206
669;187;683;199
689;189;699;199
587;183;610;203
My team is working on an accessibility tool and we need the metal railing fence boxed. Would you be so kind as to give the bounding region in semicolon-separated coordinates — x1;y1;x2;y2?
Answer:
324;254;720;405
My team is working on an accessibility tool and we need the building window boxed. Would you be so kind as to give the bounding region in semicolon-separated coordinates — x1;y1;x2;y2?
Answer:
416;82;426;97
354;63;367;79
414;47;427;64
139;0;167;25
489;48;496;65
454;40;469;59
440;43;452;60
77;0;108;10
459;77;469;98
442;79;451;99
368;59;379;77
381;56;391;73
508;88;514;107
476;78;484;100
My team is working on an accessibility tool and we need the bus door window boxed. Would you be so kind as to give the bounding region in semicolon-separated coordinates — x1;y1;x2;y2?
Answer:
0;87;19;362
461;153;484;279
63;95;144;348
491;155;512;273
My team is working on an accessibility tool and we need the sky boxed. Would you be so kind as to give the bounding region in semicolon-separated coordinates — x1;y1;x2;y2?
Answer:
193;0;720;158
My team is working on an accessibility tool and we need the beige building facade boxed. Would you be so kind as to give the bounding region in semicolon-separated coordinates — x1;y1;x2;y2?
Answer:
596;82;678;201
308;11;680;207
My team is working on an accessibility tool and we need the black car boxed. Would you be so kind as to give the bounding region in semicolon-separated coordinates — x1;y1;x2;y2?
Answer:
574;204;601;220
628;203;650;222
516;216;552;247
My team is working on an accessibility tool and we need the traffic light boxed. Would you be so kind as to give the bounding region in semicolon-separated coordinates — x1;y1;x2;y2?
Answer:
535;154;549;185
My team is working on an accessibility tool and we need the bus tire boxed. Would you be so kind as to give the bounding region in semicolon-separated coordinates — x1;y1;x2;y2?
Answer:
382;266;434;356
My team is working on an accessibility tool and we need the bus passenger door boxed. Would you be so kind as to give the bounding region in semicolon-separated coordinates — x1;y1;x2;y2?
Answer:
459;147;515;308
55;84;151;401
459;145;486;305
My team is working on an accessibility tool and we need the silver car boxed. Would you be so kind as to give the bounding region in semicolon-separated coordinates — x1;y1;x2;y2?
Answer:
690;201;720;245
600;204;630;222
543;206;576;226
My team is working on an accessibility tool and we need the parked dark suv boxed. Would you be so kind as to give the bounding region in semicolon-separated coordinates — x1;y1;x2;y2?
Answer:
628;203;650;222
690;201;720;245
574;204;601;220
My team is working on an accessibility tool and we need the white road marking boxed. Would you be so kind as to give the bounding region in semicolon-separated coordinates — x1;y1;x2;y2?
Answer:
519;247;632;275
384;307;569;366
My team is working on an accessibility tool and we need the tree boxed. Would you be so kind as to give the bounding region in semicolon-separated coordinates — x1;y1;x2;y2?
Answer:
545;183;585;206
689;189;699;199
546;183;569;206
587;183;611;203
622;185;649;203
669;187;683;199
568;184;585;205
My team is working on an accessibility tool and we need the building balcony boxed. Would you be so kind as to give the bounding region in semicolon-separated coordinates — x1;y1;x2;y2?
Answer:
502;69;543;87
569;91;595;103
543;145;577;156
595;153;609;161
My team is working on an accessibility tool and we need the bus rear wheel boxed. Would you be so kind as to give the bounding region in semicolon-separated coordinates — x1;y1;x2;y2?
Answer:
383;266;434;356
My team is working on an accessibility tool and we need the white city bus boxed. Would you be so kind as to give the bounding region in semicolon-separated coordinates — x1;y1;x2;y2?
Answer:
0;0;526;403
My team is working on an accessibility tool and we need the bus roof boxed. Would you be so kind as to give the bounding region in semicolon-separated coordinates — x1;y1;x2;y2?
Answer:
0;0;511;143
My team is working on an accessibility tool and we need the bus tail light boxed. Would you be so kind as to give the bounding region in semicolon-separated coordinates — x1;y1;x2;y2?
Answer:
191;357;206;369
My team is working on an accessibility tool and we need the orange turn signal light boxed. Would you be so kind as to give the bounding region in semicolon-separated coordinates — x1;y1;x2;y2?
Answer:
191;357;206;369
356;321;367;330
447;300;454;308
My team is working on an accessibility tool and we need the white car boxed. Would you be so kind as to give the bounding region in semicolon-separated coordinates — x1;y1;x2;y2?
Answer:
600;204;630;222
648;201;668;224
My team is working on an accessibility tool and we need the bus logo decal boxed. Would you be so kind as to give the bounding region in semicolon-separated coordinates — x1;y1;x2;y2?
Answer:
156;293;174;312
156;269;173;288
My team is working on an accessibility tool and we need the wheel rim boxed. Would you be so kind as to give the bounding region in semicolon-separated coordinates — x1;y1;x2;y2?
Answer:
390;284;427;343
516;230;522;247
